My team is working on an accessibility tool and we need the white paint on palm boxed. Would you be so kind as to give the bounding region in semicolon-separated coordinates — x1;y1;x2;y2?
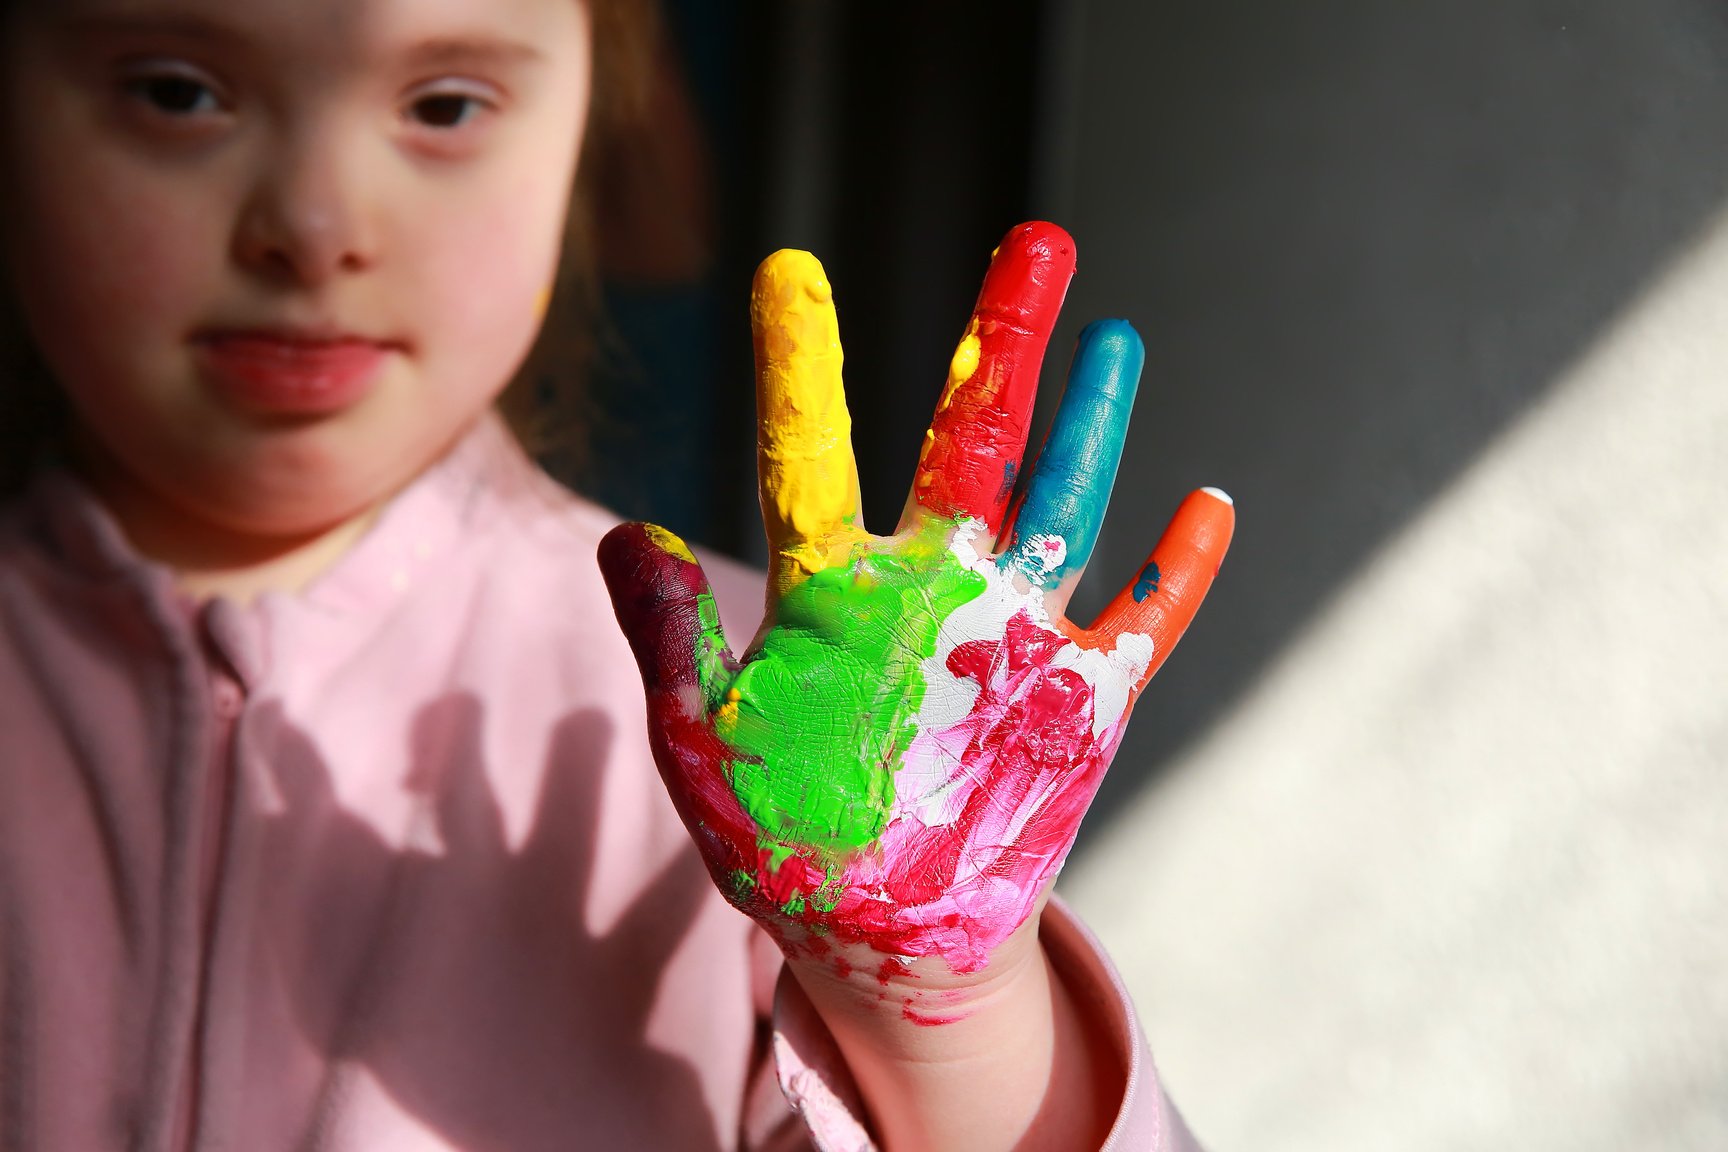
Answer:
893;518;1154;831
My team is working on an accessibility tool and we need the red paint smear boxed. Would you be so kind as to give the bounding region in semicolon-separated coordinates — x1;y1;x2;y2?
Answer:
755;846;827;906
798;609;1115;968
901;999;968;1028
879;609;1100;910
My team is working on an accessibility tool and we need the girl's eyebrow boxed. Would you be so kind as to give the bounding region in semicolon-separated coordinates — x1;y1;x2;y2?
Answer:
61;11;244;47
401;35;546;72
60;12;545;71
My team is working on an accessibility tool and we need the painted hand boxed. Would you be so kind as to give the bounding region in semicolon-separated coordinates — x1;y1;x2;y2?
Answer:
599;222;1234;976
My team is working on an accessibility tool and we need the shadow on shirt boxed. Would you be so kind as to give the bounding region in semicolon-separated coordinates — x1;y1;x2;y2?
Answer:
252;694;730;1151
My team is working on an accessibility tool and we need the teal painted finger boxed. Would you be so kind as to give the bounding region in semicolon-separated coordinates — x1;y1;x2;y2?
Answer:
1001;319;1143;585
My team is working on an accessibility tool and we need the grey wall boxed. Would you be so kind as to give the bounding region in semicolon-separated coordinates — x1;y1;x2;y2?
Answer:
1038;3;1728;1149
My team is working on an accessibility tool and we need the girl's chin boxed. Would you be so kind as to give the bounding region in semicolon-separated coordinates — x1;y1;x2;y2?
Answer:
91;454;397;569
172;472;395;542
71;395;480;567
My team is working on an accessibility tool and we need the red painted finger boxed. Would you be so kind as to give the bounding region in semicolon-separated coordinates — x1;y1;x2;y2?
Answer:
909;221;1076;536
598;523;766;901
597;522;736;711
1084;488;1235;699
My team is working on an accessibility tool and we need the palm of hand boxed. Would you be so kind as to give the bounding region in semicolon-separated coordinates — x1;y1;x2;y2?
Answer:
601;223;1233;975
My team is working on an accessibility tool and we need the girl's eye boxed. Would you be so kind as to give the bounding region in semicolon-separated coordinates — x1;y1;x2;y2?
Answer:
408;92;490;130
124;73;222;117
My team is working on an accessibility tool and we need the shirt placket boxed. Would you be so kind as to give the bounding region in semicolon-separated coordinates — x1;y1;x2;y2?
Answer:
168;602;261;1152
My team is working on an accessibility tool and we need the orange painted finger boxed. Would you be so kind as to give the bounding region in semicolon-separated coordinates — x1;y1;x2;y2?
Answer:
909;222;1076;536
1085;487;1235;697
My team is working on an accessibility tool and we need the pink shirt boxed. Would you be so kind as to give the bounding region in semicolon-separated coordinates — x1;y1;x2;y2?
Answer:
0;414;1200;1151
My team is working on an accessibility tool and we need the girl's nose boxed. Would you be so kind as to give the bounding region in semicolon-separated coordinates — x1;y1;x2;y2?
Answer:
233;138;379;286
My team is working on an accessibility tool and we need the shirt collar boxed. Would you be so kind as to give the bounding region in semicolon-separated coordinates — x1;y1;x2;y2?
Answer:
23;409;538;618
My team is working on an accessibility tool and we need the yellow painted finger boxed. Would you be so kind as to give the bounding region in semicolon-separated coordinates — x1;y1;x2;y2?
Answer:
752;250;867;594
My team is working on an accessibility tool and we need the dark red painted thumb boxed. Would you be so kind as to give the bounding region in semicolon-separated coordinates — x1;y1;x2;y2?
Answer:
597;523;724;699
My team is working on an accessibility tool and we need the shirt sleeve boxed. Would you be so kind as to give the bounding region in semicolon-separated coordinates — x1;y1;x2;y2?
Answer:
761;896;1206;1151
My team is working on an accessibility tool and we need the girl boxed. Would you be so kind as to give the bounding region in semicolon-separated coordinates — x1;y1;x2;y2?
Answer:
0;0;1233;1148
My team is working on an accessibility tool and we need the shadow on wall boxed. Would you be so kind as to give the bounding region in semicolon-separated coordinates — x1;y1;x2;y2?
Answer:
1033;0;1728;832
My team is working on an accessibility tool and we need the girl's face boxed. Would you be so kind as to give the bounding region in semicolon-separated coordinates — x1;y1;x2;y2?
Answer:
0;0;591;545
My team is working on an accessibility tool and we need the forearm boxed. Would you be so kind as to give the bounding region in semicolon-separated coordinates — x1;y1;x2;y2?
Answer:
786;913;1122;1152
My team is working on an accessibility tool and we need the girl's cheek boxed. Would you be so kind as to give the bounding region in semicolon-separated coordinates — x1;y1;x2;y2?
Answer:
413;185;569;391
13;156;218;398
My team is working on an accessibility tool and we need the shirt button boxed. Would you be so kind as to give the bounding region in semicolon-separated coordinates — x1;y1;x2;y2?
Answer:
213;679;244;718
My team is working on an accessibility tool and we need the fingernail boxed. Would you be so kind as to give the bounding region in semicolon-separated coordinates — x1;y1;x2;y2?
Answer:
1201;486;1233;506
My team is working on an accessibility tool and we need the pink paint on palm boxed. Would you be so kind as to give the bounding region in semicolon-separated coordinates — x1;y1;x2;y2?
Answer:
791;524;1152;971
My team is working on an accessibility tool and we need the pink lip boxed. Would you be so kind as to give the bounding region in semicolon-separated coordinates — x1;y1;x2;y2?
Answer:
193;330;396;416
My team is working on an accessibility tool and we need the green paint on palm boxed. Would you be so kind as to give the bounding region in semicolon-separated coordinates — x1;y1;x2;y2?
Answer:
693;587;732;713
717;531;984;860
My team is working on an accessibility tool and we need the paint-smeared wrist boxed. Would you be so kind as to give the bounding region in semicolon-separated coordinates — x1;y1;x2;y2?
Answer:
781;917;1080;1152
782;904;1048;1035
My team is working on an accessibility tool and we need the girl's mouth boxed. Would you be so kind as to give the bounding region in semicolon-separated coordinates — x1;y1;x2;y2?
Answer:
192;329;398;416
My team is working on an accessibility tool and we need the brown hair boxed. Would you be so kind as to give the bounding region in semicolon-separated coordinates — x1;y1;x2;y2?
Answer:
0;0;663;495
498;0;661;470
